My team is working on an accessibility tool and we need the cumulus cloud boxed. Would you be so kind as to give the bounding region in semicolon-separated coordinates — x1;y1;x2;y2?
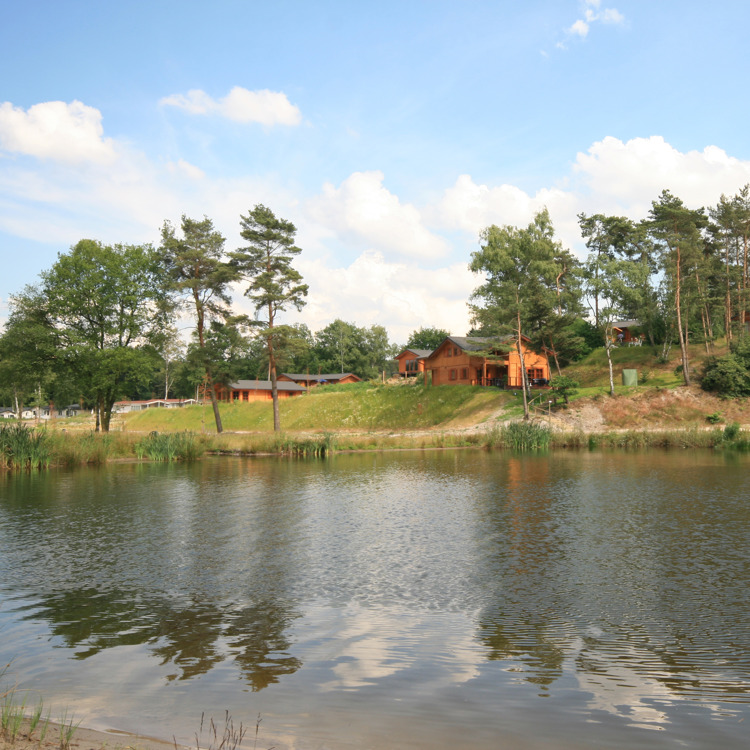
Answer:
160;86;302;126
571;135;750;218
0;100;117;164
307;171;450;260
272;250;476;344
560;0;624;46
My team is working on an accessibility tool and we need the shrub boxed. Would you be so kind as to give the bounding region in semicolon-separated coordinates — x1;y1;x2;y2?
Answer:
549;374;580;404
700;354;750;398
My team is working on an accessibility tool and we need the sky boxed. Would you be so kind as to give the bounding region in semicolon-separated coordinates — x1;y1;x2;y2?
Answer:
2;0;750;344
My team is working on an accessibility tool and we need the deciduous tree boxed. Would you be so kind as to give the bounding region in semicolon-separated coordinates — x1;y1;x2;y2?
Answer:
40;239;169;431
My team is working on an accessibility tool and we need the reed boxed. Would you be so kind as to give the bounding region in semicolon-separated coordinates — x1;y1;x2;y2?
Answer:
57;710;79;750
501;420;551;450
135;431;205;462
1;689;26;743
0;424;51;470
193;711;247;750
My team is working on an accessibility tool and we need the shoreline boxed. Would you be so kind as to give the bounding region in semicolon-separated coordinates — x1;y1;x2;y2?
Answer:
1;720;183;750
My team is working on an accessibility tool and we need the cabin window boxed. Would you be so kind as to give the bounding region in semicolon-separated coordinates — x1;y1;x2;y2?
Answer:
527;368;544;380
450;368;457;380
453;346;460;356
232;391;240;401
447;347;452;357
461;367;468;379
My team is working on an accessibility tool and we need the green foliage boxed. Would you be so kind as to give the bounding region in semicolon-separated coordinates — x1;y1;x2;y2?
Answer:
313;319;393;380
706;412;723;424
135;431;205;461
405;326;450;351
161;215;238;433
549;374;580;404
700;353;750;397
500;420;551;450
0;423;51;470
568;317;604;353
230;204;308;432
723;422;742;441
39;239;170;431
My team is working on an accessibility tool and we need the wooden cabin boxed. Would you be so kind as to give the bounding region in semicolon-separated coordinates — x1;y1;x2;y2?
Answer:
215;380;307;402
611;320;642;345
426;335;550;388
394;348;432;377
278;373;361;387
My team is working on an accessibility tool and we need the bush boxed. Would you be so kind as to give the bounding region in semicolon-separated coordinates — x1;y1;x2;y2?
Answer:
700;354;750;398
549;374;580;404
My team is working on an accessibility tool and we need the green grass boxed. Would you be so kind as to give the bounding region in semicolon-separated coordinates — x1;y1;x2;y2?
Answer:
122;384;509;433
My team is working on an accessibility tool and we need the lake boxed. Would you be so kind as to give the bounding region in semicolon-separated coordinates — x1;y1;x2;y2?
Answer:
1;449;749;749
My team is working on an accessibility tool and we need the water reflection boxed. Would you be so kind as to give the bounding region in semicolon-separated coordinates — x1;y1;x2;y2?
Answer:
1;451;750;748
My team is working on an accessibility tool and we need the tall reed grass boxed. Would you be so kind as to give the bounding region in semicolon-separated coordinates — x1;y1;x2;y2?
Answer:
0;423;51;470
500;420;551;450
135;431;205;462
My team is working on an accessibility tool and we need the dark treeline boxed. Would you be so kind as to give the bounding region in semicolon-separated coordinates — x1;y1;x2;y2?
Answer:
3;185;750;431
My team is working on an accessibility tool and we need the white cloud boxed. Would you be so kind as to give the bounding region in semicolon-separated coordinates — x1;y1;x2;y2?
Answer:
166;159;205;180
0;100;117;164
571;135;750;218
569;20;589;37
160;86;302;126
307;171;451;260
275;250;476;344
563;1;624;43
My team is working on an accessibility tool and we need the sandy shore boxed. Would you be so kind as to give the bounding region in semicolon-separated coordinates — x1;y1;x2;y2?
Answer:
1;721;182;750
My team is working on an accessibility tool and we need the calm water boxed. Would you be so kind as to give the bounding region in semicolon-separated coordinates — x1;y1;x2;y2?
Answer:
1;450;749;749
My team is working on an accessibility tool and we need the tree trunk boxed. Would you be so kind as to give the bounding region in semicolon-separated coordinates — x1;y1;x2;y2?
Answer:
604;323;616;397
516;308;529;420
269;332;281;432
195;302;223;434
207;372;223;434
674;243;691;385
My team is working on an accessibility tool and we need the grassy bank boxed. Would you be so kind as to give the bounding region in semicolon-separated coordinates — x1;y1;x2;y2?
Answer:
119;383;507;433
2;419;748;471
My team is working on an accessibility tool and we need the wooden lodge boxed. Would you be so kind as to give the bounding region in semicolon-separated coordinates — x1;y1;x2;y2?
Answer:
426;335;550;388
611;320;643;345
394;348;432;377
278;373;361;387
215;380;307;402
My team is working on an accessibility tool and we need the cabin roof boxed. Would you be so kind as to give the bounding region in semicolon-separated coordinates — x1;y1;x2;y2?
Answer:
395;348;433;359
281;373;360;383
229;380;307;392
439;335;516;353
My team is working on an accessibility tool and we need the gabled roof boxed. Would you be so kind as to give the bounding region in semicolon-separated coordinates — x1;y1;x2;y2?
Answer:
429;335;517;356
611;320;640;329
281;373;360;383
229;380;307;392
395;348;433;359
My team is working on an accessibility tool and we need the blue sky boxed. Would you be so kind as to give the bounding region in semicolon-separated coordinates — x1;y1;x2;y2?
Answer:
2;1;750;342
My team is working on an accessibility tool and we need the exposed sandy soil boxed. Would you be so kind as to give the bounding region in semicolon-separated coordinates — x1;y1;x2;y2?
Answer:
1;722;181;750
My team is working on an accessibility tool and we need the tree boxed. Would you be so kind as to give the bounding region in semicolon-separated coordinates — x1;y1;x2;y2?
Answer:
405;327;450;351
313;319;394;380
40;240;169;431
0;287;56;418
469;209;564;419
160;215;238;433
583;256;650;396
648;191;708;386
230;204;308;432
